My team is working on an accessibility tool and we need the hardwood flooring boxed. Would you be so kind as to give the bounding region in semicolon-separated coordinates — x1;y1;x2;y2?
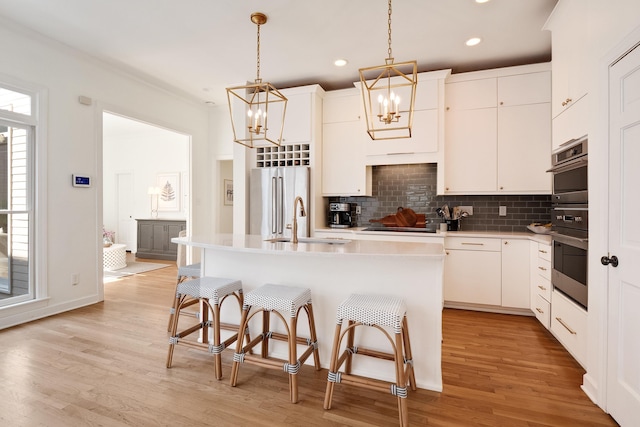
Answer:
0;258;617;426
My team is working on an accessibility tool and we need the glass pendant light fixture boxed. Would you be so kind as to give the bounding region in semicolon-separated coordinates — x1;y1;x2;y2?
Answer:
226;12;287;148
359;0;417;140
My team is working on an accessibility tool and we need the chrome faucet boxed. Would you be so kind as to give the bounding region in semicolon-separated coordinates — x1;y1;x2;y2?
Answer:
291;196;306;244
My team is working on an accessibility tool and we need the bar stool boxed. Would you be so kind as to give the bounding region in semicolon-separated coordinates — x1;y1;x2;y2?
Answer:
323;294;416;427
229;284;321;403
166;276;248;380
167;230;201;331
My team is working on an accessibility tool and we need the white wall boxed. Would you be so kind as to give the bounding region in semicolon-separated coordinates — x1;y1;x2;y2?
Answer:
0;19;211;329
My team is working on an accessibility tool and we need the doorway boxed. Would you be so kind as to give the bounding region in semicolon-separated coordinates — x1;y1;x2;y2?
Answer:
102;112;190;256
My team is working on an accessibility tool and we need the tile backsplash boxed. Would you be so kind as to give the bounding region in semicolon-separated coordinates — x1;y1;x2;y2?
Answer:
329;163;552;232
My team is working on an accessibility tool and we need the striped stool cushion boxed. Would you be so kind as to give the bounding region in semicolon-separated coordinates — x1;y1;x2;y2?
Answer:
336;294;407;333
178;262;201;278
177;277;242;304
244;284;312;317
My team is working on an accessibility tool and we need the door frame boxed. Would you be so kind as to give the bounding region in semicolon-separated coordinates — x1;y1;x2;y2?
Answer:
588;23;640;414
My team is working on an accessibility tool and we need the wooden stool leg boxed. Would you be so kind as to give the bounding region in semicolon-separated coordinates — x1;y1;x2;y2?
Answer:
323;322;343;410
167;280;181;332
394;331;409;427
402;317;416;391
288;314;299;403
230;306;250;387
166;294;185;368
305;303;321;370
261;310;270;358
345;320;355;374
212;301;222;380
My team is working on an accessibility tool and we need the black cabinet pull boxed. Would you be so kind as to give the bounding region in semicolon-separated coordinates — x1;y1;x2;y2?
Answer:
601;255;619;267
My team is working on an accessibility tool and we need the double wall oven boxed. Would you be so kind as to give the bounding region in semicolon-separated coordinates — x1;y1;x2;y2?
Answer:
548;136;588;310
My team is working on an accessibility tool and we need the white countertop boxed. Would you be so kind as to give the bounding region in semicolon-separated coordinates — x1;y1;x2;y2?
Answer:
315;227;553;245
173;233;446;258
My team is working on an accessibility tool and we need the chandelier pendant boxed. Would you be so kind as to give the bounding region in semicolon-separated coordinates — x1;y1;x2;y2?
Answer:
359;0;417;140
226;12;287;148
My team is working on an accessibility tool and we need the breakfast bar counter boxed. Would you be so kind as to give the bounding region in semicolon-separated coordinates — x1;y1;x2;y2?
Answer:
173;233;446;391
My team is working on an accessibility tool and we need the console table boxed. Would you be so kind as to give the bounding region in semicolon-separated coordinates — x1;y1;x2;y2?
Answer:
103;243;127;270
136;219;186;260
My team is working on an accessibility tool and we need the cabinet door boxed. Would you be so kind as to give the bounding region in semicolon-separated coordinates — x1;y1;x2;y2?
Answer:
269;92;312;144
322;120;370;196
166;223;185;254
324;90;362;123
497;102;551;193
445;78;496;111
444;108;497;192
501;239;530;309
137;222;154;252
444;249;501;305
498;71;551;107
151;224;167;252
365;109;438;156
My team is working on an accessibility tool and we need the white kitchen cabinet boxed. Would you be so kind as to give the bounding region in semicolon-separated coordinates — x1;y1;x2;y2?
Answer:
363;69;450;165
444;237;502;306
265;91;312;145
322;89;372;196
531;241;552;329
545;0;588;120
551;289;587;368
545;0;589;150
501;239;530;309
444;65;551;195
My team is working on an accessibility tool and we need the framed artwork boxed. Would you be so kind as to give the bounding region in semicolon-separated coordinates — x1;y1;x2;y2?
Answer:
224;179;233;206
157;172;180;211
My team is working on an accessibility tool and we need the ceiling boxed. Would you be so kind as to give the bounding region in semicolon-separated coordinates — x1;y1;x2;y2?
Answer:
0;0;558;107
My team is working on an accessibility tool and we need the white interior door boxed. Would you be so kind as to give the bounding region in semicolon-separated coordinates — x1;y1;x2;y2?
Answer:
606;41;640;426
117;173;135;251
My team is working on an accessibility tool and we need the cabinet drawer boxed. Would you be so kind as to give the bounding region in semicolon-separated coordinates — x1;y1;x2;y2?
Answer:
537;243;551;262
551;290;587;367
533;294;551;329
534;276;552;302
536;258;551;281
445;237;501;251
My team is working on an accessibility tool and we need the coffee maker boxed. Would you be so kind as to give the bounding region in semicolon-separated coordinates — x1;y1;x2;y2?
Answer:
328;202;355;228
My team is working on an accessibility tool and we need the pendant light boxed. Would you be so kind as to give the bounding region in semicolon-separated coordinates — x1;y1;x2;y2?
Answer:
359;0;417;140
226;12;287;148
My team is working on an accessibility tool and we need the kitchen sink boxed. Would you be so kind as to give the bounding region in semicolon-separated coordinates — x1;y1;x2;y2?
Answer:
264;237;351;245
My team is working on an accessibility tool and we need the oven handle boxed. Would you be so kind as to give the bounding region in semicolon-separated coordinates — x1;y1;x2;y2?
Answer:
553;233;589;251
546;156;587;173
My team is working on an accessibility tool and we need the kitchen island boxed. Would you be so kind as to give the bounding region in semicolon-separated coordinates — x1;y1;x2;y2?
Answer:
173;233;445;391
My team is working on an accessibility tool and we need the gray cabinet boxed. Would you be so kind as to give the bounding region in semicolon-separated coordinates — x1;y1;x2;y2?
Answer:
136;219;185;260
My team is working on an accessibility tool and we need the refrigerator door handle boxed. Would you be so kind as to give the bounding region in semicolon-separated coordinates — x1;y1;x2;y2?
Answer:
271;177;277;234
277;176;284;234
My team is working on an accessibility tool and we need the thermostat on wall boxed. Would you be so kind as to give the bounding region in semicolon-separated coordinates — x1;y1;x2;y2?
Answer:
72;174;91;187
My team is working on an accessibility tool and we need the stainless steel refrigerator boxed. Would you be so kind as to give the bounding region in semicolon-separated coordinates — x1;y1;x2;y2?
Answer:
250;167;310;239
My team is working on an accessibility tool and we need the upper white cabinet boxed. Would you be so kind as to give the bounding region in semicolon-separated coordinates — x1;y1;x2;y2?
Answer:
544;0;589;150
322;88;372;196
362;69;451;166
444;64;552;195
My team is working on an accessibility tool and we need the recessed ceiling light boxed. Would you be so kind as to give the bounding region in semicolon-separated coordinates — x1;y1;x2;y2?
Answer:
334;59;348;67
465;37;482;47
475;0;490;3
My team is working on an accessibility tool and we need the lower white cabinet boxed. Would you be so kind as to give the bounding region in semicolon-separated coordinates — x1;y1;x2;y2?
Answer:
444;237;502;306
531;241;552;328
444;236;532;311
501;239;530;309
551;289;587;367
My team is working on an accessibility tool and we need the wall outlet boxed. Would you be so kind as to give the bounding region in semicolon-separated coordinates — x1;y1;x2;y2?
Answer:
499;206;507;216
355;205;361;215
71;273;79;285
459;206;473;215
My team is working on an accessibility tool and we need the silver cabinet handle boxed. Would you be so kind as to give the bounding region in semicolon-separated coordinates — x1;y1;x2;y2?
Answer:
461;242;484;246
536;308;544;314
538;266;547;271
555;317;577;335
538;285;547;291
539;249;548;254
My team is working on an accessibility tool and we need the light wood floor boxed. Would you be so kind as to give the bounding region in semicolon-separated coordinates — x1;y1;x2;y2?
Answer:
0;257;617;426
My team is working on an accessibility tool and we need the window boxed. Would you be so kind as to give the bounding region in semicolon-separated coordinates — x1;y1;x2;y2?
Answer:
0;85;35;307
